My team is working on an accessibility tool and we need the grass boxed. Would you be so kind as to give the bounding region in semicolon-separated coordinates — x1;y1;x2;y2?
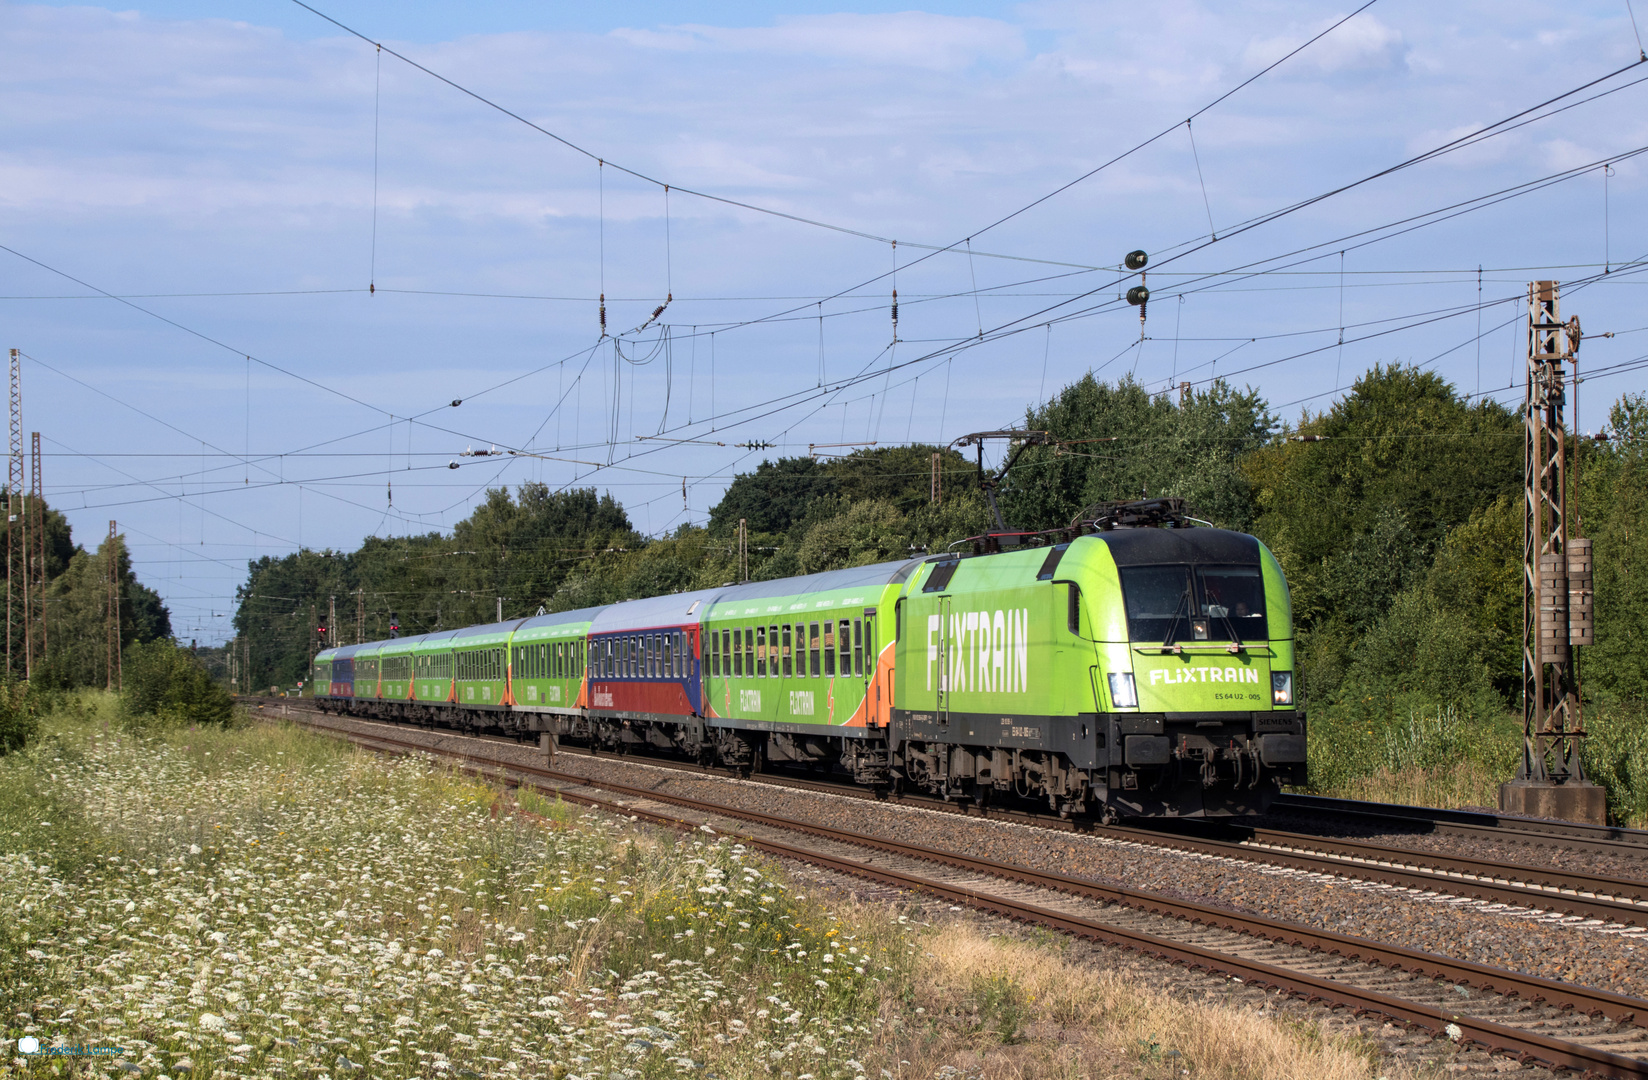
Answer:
0;695;1413;1079
1304;698;1648;826
882;924;1412;1080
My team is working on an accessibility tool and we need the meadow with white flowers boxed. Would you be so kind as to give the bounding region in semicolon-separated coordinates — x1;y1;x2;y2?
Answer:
0;701;906;1080
0;699;1404;1080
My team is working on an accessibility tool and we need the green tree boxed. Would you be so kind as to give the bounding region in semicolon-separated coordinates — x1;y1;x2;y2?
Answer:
1000;375;1273;532
122;638;233;727
1579;393;1648;701
708;457;835;534
1243;364;1520;633
36;531;170;690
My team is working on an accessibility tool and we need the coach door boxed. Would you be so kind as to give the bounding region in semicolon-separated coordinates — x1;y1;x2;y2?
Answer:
861;608;878;725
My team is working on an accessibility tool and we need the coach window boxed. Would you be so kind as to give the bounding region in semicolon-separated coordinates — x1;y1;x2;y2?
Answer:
707;633;718;677
733;629;744;677
852;619;864;676
752;627;764;677
808;622;821;677
780;625;792;677
652;634;661;678
824;621;836;676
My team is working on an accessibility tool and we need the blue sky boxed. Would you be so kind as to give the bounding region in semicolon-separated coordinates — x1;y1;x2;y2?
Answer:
4;0;1647;642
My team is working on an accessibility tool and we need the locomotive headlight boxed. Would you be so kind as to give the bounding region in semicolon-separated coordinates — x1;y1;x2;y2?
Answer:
1271;671;1294;706
1106;672;1138;710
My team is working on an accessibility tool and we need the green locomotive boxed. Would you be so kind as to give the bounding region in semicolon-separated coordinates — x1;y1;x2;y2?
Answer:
312;500;1303;818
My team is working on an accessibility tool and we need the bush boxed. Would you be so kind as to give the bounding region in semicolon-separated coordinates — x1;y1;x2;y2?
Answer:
1582;700;1648;827
0;677;36;754
121;639;232;728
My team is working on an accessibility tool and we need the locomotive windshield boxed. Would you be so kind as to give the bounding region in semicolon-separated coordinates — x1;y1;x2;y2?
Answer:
1118;564;1266;644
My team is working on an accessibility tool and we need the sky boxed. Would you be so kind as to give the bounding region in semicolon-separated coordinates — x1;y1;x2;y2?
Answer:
4;0;1648;644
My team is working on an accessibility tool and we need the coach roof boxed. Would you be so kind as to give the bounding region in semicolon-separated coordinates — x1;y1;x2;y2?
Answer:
710;558;925;606
590;589;722;634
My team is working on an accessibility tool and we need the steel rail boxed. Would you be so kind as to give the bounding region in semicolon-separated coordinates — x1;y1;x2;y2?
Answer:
1093;821;1648;926
1275;792;1648;854
288;713;1648;1077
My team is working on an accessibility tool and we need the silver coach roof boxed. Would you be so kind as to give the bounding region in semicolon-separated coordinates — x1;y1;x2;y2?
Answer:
450;618;530;640
589;588;724;634
513;605;609;633
711;558;924;604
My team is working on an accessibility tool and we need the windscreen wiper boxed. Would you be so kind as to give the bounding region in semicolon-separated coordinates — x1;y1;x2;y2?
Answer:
1159;580;1194;647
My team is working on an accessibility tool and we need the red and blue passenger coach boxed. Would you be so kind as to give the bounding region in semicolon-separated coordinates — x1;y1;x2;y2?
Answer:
585;590;714;724
328;644;363;699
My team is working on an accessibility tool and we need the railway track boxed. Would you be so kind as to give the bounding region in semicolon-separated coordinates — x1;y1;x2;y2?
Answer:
275;707;1648;1077
242;697;1648;927
1273;792;1648;861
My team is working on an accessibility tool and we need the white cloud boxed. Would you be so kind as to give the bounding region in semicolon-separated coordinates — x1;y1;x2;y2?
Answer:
613;12;1026;71
1241;12;1407;76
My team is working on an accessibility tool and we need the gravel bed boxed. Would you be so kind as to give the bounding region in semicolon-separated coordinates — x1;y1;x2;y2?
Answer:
290;713;1648;1004
1254;806;1648;883
788;859;1561;1078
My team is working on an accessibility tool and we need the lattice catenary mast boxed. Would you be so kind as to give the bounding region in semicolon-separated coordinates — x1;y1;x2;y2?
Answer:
1499;281;1605;824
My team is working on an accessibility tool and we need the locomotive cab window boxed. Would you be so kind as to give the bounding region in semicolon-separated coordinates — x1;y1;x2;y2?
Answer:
1119;564;1267;644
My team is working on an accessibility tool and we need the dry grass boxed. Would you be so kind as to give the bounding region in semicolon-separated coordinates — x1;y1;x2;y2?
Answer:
870;920;1412;1080
1319;759;1507;812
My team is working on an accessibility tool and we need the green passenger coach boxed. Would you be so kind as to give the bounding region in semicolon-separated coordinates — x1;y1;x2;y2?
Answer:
309;498;1304;819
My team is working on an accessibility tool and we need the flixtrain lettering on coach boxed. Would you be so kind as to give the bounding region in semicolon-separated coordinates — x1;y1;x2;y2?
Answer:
926;609;1030;693
1148;667;1260;685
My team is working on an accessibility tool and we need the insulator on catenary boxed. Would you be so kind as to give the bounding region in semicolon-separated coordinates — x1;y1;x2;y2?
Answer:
600;293;607;337
891;289;898;328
